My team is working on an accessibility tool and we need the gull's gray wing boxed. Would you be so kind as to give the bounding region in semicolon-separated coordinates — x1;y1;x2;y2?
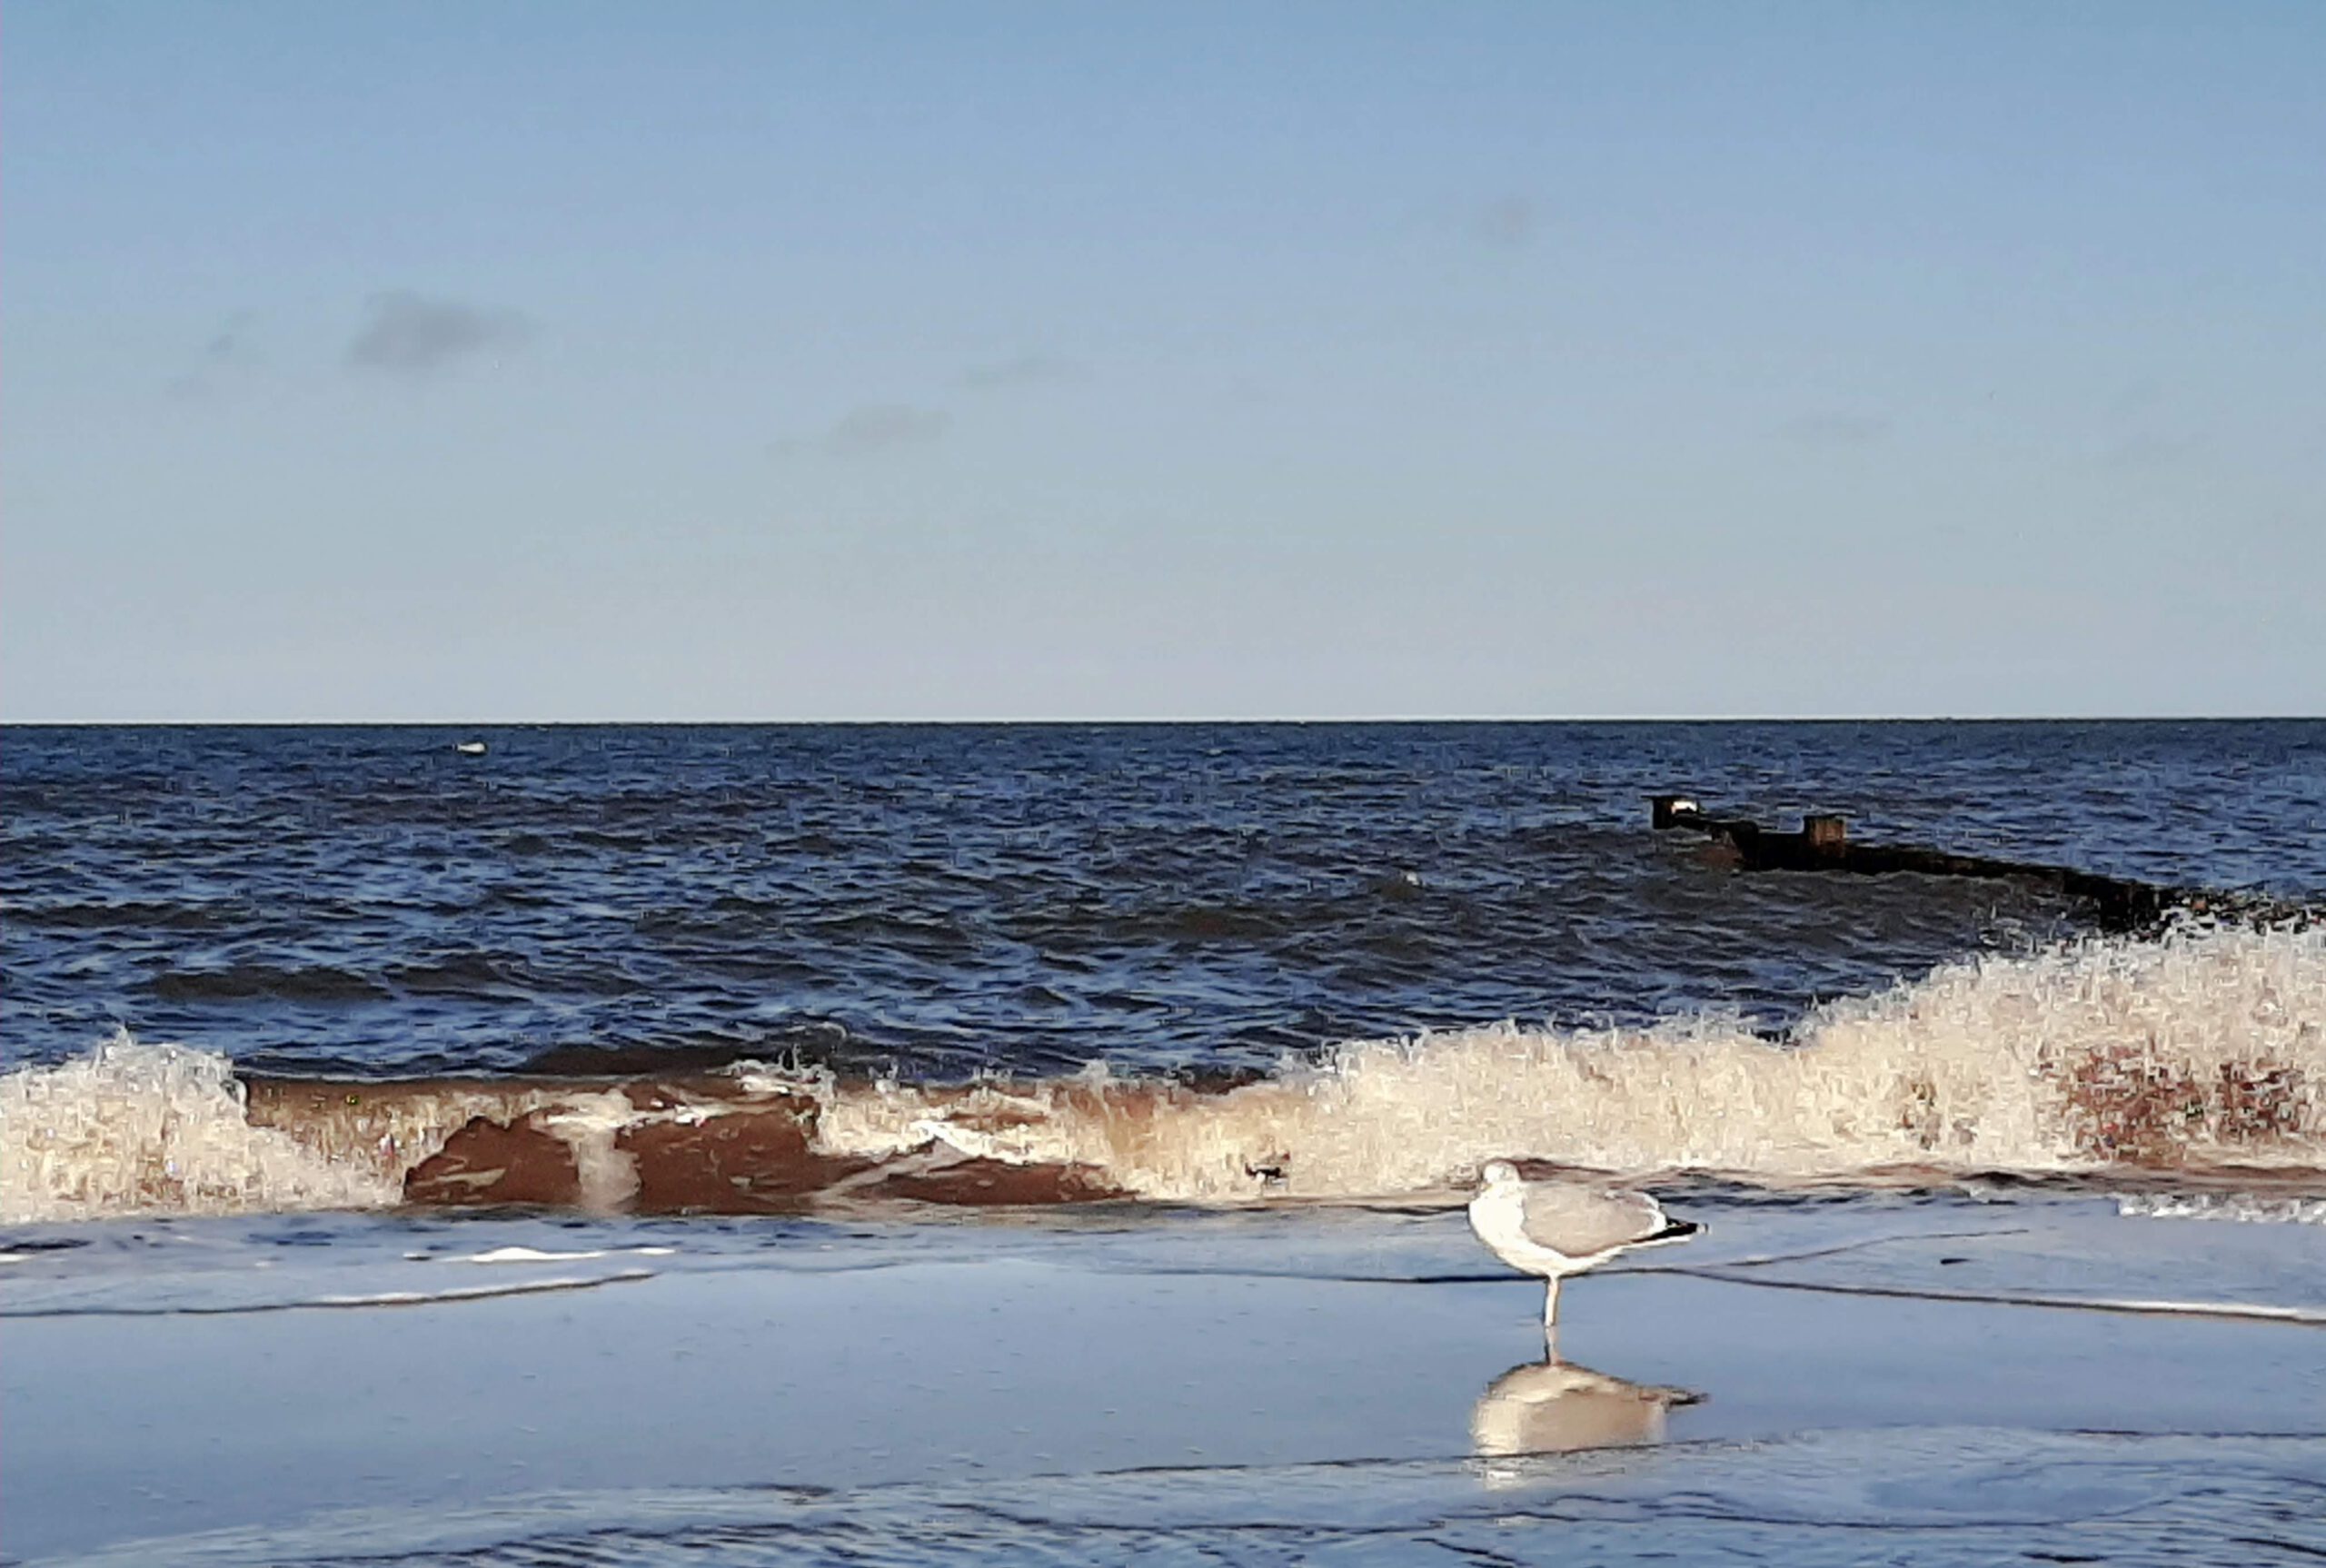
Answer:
1517;1185;1667;1257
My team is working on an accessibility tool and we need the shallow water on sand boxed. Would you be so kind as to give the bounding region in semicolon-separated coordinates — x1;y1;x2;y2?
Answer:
5;1194;2321;1563
62;1433;2321;1568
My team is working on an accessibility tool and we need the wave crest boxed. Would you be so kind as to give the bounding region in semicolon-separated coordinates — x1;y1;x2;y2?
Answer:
3;925;2319;1223
831;924;2321;1199
0;1036;398;1223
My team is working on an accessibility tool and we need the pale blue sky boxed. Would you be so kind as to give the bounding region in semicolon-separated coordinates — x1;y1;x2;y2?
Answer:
5;1;2321;719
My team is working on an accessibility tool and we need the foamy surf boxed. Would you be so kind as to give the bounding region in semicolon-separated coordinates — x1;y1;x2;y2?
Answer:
0;1036;401;1222
3;923;2320;1224
0;1271;660;1319
448;1245;680;1264
2116;1193;2326;1224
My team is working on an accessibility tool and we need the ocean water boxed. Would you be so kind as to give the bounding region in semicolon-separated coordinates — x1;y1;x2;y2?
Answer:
5;719;2321;1087
5;721;2323;1563
5;721;2323;1217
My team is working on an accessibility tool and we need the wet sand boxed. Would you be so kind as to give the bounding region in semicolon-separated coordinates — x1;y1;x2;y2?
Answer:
6;1212;2322;1563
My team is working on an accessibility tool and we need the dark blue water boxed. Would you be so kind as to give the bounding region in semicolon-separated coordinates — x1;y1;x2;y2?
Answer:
5;721;2321;1080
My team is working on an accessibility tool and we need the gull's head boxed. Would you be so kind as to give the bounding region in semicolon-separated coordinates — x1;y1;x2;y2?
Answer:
1479;1160;1520;1189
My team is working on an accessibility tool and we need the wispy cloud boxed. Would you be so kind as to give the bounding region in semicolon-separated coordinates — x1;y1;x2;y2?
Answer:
166;312;259;399
345;291;531;375
1475;196;1537;251
1778;412;1891;447
773;403;949;458
959;353;1086;390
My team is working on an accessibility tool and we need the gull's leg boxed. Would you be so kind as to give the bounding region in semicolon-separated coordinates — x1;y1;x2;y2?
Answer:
1541;1275;1561;1356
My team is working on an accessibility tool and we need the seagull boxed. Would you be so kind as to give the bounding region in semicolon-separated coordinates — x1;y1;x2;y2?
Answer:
1468;1161;1700;1348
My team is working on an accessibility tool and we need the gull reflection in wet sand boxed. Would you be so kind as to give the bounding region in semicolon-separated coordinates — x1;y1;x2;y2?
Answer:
1471;1357;1703;1473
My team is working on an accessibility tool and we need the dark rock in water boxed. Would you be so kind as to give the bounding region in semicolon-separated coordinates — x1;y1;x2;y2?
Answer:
861;1156;1121;1206
404;1113;582;1206
616;1102;867;1213
248;1068;1125;1215
1645;795;2313;935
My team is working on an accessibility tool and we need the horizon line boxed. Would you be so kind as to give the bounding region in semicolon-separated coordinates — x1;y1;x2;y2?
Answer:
5;713;2319;728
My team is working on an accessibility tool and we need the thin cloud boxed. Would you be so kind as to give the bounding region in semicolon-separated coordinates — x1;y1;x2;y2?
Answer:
345;291;531;375
1779;412;1891;447
166;312;259;399
773;403;949;458
959;353;1086;390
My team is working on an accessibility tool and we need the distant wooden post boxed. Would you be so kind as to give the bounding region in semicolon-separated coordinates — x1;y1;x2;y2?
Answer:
1628;792;2291;933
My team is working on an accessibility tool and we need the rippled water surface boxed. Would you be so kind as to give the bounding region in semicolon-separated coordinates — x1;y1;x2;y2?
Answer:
8;721;2321;1078
7;1196;2323;1565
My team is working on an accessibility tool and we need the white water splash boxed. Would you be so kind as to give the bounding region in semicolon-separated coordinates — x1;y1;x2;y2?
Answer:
869;923;2325;1200
0;1034;398;1223
4;926;2320;1222
2117;1193;2326;1225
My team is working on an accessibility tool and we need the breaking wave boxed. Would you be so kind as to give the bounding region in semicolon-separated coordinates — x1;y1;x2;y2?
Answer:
4;924;2320;1224
1;1041;401;1221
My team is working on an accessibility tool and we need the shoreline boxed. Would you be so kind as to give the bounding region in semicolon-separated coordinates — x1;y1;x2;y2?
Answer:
7;1199;2322;1562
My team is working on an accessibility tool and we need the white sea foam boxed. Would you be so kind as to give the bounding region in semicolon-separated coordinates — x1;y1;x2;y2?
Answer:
0;1034;399;1223
2117;1193;2326;1225
2;926;2319;1222
452;1245;680;1264
305;1273;654;1309
863;923;2326;1200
